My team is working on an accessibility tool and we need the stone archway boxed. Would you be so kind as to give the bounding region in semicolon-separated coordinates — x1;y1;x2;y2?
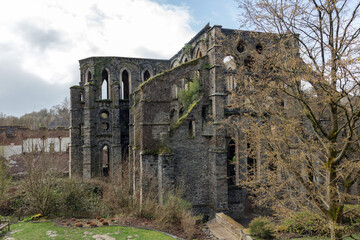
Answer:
225;138;249;222
227;139;236;186
102;145;110;177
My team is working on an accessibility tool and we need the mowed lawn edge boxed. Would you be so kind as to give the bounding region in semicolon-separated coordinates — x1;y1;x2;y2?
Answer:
3;221;178;240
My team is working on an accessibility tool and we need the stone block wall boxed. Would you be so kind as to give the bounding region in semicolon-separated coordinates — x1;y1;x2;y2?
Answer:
70;56;170;179
70;24;300;220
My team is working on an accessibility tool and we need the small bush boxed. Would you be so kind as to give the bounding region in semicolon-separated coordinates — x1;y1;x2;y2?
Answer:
249;217;275;239
0;155;11;202
154;189;199;239
8;190;29;218
101;171;134;216
180;211;200;239
281;211;328;235
56;179;101;218
343;205;360;232
155;192;191;226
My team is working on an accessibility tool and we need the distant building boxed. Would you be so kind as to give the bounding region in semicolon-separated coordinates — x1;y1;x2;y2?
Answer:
0;126;69;176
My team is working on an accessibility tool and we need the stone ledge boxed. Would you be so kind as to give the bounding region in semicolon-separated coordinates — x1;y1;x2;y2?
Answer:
215;213;253;240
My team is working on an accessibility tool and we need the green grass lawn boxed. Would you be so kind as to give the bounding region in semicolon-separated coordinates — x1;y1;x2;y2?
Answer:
2;221;176;240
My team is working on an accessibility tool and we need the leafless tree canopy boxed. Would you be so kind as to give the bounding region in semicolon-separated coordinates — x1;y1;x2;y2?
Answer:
228;0;360;239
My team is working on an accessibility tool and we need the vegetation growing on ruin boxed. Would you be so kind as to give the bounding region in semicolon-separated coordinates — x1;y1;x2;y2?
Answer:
201;37;209;47
170;99;200;131
142;143;172;155
202;63;212;69
179;75;202;111
135;57;204;92
181;43;192;55
169;74;202;132
93;58;112;84
70;85;84;89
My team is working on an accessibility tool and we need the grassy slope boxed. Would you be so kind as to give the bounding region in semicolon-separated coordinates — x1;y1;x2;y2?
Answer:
3;222;175;240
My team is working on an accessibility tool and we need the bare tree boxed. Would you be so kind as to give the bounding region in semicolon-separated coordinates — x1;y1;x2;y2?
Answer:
0;97;70;129
0;151;11;202
52;97;70;123
22;150;63;216
228;0;360;239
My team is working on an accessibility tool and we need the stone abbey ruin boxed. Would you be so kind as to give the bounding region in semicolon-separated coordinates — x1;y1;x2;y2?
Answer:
69;24;298;219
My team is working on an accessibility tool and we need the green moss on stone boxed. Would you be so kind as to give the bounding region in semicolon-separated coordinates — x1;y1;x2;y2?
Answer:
70;85;84;89
171;99;200;131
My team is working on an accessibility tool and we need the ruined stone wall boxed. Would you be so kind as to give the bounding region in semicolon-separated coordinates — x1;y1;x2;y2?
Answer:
170;24;211;68
131;56;216;216
70;56;170;179
70;24;304;220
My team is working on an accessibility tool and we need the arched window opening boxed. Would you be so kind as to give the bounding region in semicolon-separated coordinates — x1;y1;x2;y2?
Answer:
196;49;202;58
102;145;109;177
79;124;82;136
179;107;184;117
237;40;245;53
101;69;109;99
256;43;263;54
223;56;236;71
101;80;108;99
195;70;200;78
171;84;178;99
86;71;92;83
170;109;175;119
172;60;180;68
227;74;236;91
184;58;188;63
188;120;195;138
247;143;256;176
121;70;129;100
143;70;150;81
227;140;236;186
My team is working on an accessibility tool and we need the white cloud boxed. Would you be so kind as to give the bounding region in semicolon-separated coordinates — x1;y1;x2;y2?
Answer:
0;0;194;85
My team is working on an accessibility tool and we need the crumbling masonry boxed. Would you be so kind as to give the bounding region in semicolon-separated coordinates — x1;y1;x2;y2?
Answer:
69;24;284;219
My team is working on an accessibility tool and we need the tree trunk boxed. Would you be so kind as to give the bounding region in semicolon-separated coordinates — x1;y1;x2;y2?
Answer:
329;220;342;240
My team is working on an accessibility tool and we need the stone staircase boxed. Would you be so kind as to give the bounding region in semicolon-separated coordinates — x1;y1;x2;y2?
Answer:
206;213;253;240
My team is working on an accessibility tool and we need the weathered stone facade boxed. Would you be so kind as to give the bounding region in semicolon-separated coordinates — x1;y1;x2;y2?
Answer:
69;57;169;178
69;24;290;219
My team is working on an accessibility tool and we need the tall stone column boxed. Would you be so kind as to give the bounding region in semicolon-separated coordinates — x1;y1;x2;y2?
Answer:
69;86;84;178
207;25;229;215
83;83;96;179
111;82;122;175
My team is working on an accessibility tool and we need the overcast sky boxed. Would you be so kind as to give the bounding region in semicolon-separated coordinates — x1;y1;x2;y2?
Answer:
0;0;239;117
